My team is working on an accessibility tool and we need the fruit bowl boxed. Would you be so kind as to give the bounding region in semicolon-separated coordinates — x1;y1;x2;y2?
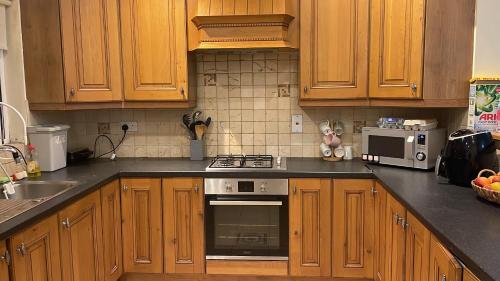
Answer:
471;169;500;204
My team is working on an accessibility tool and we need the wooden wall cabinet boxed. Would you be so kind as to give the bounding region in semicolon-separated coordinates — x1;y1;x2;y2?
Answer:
374;182;387;281
121;178;163;273
289;178;331;277
163;178;204;274
0;240;8;281
300;0;475;108
58;190;104;281
332;179;375;279
121;0;192;102
59;0;122;102
21;0;195;110
429;235;463;281
101;180;123;281
9;215;62;281
300;0;369;103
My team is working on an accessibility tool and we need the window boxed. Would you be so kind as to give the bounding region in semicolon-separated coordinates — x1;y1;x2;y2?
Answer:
0;51;6;144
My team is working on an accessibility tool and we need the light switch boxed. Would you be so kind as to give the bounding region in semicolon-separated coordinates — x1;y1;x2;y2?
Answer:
292;114;303;133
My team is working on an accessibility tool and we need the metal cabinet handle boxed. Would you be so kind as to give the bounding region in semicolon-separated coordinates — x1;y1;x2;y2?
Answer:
303;86;308;94
401;219;409;229
0;250;10;265
411;83;417;93
441;273;447;281
180;87;185;97
122;185;128;192
70;87;75;96
62;218;71;229
16;243;26;256
293;185;297;194
393;214;400;224
194;184;199;193
371;186;378;196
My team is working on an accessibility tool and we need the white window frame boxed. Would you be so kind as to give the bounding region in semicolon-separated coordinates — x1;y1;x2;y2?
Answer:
0;51;7;144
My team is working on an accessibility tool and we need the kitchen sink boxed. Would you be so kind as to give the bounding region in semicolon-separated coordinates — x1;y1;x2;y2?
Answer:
2;180;78;200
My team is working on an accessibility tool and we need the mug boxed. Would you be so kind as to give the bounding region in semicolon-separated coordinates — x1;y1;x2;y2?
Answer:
323;133;341;148
320;143;332;157
319;120;333;135
334;145;345;158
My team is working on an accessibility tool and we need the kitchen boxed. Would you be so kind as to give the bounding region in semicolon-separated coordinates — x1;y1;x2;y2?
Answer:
0;0;499;281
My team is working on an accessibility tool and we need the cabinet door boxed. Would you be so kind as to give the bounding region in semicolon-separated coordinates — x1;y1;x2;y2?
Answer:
463;267;481;281
10;215;62;281
59;190;104;281
121;178;163;273
374;182;387;281
0;240;7;281
163;178;204;274
289;178;331;277
332;179;375;278
101;180;123;281
369;0;425;99
385;194;406;281
429;235;462;281
405;212;431;281
120;0;188;101
59;0;122;102
300;0;369;100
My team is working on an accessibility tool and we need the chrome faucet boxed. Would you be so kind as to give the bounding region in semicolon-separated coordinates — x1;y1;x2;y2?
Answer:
0;145;25;165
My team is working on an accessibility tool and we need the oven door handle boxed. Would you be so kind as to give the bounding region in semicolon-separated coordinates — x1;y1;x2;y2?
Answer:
209;201;283;206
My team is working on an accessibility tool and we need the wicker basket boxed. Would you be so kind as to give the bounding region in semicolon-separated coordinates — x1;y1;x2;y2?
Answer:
471;169;500;204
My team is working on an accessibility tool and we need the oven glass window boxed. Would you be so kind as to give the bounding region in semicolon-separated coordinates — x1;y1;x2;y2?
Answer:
205;196;288;258
369;135;405;158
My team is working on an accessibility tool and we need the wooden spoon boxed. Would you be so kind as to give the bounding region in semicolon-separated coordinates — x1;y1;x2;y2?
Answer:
195;124;206;140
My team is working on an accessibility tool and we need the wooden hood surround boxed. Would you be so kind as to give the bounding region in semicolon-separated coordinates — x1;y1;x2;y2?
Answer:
187;0;299;50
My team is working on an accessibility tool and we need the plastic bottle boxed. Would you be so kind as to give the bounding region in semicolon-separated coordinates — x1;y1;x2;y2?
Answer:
27;143;41;178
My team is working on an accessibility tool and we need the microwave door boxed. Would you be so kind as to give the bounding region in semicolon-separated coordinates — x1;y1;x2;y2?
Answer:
366;129;414;167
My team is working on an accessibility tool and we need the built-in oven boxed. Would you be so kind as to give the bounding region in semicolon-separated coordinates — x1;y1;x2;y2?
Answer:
204;178;288;261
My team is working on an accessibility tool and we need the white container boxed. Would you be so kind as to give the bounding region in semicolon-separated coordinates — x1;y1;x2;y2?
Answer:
27;125;70;171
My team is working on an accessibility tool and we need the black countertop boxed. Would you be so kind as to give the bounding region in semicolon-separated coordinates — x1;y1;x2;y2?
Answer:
0;158;498;281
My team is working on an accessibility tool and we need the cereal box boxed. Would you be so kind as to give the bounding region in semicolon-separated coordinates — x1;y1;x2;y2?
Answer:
468;79;500;132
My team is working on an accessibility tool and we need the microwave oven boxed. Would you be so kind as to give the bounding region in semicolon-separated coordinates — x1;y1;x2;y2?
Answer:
362;127;446;170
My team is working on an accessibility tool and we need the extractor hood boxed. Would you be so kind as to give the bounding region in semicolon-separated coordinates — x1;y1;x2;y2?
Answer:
187;0;298;50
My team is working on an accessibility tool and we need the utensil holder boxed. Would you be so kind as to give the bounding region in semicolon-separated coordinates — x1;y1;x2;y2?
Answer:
190;140;205;161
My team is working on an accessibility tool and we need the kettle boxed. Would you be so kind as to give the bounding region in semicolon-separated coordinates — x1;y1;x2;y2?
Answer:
436;129;498;187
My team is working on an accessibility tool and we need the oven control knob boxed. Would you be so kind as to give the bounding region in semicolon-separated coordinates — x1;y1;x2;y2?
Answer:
260;184;267;192
416;152;426;161
225;184;233;192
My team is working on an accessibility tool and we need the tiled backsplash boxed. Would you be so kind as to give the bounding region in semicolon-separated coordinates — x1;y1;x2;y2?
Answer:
31;50;468;158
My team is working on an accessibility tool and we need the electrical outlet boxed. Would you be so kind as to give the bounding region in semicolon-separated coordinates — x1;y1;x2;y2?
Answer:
97;122;110;134
292;114;303;133
120;122;138;132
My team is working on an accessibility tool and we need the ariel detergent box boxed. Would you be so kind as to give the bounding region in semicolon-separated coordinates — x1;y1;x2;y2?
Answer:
467;79;500;132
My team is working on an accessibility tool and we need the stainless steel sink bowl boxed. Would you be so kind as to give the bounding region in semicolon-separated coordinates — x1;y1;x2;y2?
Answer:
3;181;78;200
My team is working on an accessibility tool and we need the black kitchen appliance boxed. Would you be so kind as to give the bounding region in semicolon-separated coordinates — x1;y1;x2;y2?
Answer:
436;129;498;187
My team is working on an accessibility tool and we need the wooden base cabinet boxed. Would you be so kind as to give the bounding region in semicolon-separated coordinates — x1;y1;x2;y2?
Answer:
463;267;481;281
163;178;204;274
385;194;407;281
289;178;331;277
0;240;8;281
101;180;123;281
332;179;375;279
374;182;387;281
405;212;431;281
9;215;62;281
121;178;163;273
429;235;463;281
58;190;104;281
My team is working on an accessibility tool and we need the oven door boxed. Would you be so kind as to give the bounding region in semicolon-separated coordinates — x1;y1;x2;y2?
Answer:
362;128;415;167
205;195;288;260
